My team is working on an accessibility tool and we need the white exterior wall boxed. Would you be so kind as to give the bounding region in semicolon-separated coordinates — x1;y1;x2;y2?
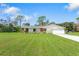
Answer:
46;28;65;34
24;28;26;32
29;28;33;32
46;28;52;33
52;29;65;34
28;28;40;32
22;24;65;34
36;28;40;32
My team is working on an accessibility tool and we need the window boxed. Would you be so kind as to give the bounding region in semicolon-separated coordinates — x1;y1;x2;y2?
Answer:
40;28;46;32
33;28;36;32
25;28;28;32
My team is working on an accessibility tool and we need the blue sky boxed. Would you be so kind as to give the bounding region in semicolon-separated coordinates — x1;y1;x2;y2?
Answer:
0;3;79;25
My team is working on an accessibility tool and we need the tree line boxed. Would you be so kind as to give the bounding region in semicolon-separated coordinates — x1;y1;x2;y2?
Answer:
0;14;79;32
0;15;55;32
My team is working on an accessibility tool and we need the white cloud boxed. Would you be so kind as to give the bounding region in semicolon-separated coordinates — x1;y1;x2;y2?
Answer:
65;3;79;10
2;7;20;15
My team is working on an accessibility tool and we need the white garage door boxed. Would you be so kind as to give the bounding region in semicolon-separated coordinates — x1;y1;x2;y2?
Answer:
52;29;65;34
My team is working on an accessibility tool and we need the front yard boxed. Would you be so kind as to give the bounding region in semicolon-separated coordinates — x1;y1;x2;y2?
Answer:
69;32;79;36
0;33;79;56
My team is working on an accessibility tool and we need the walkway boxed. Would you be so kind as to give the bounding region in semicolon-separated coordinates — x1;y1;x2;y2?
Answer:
53;33;79;42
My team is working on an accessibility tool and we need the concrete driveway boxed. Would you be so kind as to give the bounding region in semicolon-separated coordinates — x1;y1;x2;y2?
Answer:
53;33;79;42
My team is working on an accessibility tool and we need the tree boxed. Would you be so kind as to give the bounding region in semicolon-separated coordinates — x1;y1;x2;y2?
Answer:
76;17;79;24
23;23;30;26
76;17;79;20
0;19;3;24
45;20;49;25
37;16;46;26
0;19;7;24
6;16;11;24
11;20;18;26
8;23;20;32
15;15;25;28
58;22;75;32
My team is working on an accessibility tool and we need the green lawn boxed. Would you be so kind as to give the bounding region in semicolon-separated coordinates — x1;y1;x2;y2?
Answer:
0;33;79;56
68;32;79;36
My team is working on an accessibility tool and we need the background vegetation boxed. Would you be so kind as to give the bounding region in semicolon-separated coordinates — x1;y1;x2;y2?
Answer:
0;15;79;32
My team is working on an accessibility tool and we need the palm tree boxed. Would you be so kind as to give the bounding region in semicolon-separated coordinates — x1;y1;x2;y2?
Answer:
15;15;25;28
7;16;11;24
37;16;46;26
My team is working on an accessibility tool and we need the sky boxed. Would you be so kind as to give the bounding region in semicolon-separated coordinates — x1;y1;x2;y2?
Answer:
0;3;79;25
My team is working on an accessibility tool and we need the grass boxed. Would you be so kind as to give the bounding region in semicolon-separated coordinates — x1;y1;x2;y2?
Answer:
68;32;79;36
0;32;79;56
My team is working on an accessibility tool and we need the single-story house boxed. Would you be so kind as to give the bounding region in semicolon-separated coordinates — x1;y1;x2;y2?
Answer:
21;24;65;34
76;24;79;31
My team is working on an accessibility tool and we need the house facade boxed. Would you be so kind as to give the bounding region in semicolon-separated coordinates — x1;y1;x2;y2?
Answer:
21;24;65;34
76;24;79;31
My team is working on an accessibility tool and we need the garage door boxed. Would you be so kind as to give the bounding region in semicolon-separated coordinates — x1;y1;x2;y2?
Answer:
52;29;65;34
